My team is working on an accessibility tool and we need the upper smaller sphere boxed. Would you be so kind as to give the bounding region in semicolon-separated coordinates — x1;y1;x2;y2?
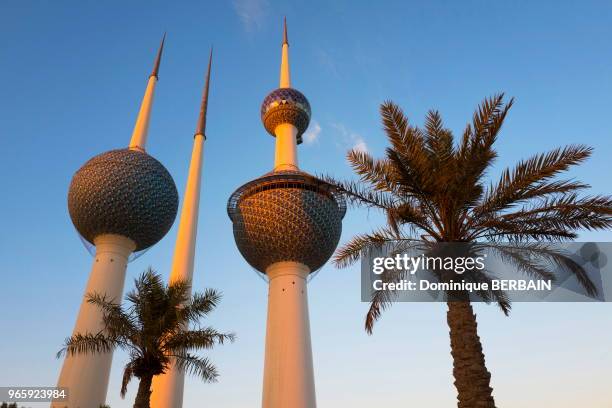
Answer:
261;88;311;144
68;149;178;251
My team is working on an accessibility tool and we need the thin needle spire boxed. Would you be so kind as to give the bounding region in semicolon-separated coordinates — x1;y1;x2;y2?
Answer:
195;48;213;137
151;33;166;79
283;17;289;45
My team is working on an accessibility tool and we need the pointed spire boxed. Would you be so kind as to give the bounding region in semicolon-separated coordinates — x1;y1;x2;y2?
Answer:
279;18;291;88
129;35;165;151
151;33;166;79
195;48;213;137
283;17;289;45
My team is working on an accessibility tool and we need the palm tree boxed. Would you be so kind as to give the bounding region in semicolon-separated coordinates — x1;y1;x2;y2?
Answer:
57;269;235;408
325;94;612;408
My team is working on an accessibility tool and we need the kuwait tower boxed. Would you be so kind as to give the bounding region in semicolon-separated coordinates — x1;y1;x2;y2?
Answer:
228;19;346;408
150;49;214;408
55;36;179;407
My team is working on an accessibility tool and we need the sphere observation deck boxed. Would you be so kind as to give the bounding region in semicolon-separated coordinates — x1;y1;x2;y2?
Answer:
228;170;346;273
68;148;179;251
261;88;311;144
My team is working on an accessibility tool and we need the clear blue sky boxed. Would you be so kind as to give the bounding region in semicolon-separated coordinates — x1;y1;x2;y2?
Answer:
1;1;611;407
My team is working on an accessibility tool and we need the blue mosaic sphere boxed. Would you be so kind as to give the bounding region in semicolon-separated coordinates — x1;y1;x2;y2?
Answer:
261;88;311;144
228;170;345;273
68;149;178;251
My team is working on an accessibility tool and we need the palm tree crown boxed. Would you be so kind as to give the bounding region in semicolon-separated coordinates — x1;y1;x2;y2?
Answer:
327;94;611;326
58;268;235;407
324;94;612;408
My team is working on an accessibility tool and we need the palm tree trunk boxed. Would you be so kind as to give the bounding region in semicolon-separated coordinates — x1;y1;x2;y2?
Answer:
447;300;496;408
133;374;153;408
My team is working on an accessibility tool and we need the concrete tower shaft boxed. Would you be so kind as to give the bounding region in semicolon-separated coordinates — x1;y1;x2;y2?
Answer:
150;48;214;408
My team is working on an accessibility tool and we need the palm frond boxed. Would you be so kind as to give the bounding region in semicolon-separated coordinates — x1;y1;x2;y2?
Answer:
385;137;434;197
530;246;598;297
423;109;454;164
334;227;411;268
87;293;137;341
164;328;236;354
346;149;401;195
458;269;512;315
380;101;436;195
363;240;429;333
476;219;577;241
57;332;121;358
474;194;612;241
470;93;510;148
120;361;135;398
180;289;223;324
364;264;410;334
320;174;395;209
155;279;192;334
474;145;592;217
365;290;392;335
455;94;510;180
165;280;191;307
126;267;167;328
483;244;556;281
480;242;598;297
380;100;411;152
173;353;219;383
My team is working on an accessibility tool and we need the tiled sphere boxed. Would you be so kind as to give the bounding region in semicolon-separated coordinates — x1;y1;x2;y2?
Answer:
68;149;178;251
261;88;311;144
228;171;345;273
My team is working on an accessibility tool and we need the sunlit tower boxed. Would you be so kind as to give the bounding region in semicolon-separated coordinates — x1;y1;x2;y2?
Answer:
150;49;214;408
55;36;179;408
227;19;346;408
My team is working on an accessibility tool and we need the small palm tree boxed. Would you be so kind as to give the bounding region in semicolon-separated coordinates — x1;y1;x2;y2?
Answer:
57;269;235;408
325;94;612;407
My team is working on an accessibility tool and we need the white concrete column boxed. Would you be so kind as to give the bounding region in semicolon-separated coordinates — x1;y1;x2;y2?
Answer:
129;75;157;152
150;134;205;408
274;123;299;171
280;42;291;88
53;234;135;408
262;261;316;408
168;133;204;287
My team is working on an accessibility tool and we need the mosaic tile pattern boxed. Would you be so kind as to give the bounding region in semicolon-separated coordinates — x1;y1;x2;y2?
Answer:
68;148;178;251
261;88;311;143
228;170;345;273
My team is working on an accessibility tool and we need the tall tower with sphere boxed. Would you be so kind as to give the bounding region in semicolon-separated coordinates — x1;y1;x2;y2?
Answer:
54;36;179;408
150;49;214;408
227;19;345;408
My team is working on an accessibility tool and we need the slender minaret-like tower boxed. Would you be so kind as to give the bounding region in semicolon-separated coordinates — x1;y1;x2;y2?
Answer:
228;19;346;408
150;49;213;408
55;36;178;408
